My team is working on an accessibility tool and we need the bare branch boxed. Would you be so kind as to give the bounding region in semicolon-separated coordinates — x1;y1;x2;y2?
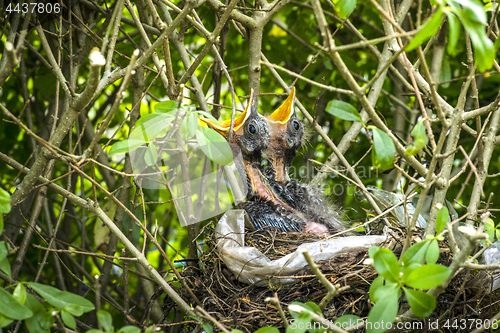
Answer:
34;25;74;98
310;0;430;179
82;49;139;160
206;0;257;28
176;0;239;88
261;61;354;95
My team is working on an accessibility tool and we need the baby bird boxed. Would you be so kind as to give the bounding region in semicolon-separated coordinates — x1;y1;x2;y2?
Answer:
264;87;345;235
200;90;305;233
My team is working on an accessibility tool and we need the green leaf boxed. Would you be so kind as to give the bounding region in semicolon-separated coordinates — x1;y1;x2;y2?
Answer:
289;301;318;318
426;240;440;265
0;314;13;328
117;326;142;333
288;301;323;332
495;34;500;51
194;111;219;124
304;302;322;314
86;330;105;333
195;127;233;166
13;283;27;304
405;119;427;156
0;188;10;206
446;12;461;56
368;246;379;258
134;113;174;143
180;112;199;141
477;46;495;72
97;310;114;333
435;206;449;235
326;100;363;123
122;113;177;159
469;30;495;72
61;310;76;329
484;218;495;241
452;0;495;71
25;293;52;333
286;312;311;333
372;280;400;304
0;314;14;327
370;127;396;171
405;264;451;289
64;303;84;317
452;0;486;24
0;286;33;320
256;327;279;333
108;139;145;155
373;248;400;283
402;262;422;281
0;187;11;215
202;322;213;333
334;315;361;329
0;257;11;280
154;100;178;113
334;0;356;19
402;240;430;266
26;282;95;313
144;144;157;167
188;315;202;323
406;9;443;51
366;285;399;333
403;288;436;318
0;242;7;263
369;276;385;303
58;292;94;313
25;300;48;332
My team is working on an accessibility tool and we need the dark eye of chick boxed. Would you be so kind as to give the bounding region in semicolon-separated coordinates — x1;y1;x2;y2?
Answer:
249;123;256;134
292;120;300;131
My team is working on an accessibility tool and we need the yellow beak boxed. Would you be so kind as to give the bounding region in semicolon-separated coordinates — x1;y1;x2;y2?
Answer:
199;89;255;137
267;87;295;124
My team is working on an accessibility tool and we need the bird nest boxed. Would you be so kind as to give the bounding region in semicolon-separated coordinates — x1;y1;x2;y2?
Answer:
156;223;499;332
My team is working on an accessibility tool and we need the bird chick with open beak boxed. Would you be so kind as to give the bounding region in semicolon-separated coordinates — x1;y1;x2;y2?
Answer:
265;87;345;235
200;90;305;233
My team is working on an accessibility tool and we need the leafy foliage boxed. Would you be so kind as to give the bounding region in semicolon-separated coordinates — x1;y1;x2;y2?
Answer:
86;310;140;333
369;127;396;171
406;0;495;71
406;8;444;51
326;100;363;123
108;102;233;166
405;119;427;156
367;236;452;325
0;281;95;331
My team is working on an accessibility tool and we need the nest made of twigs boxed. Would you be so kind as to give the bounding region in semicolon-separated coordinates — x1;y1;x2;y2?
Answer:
157;222;500;333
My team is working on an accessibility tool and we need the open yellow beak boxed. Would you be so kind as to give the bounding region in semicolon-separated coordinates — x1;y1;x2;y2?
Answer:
267;87;295;124
200;89;255;137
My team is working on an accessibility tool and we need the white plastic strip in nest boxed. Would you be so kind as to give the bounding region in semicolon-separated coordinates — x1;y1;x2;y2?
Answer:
215;210;388;285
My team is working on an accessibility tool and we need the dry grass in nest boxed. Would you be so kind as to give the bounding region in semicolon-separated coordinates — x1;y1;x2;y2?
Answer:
156;224;500;332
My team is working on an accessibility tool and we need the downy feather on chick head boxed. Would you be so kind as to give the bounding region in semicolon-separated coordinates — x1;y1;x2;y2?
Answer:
265;87;307;181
